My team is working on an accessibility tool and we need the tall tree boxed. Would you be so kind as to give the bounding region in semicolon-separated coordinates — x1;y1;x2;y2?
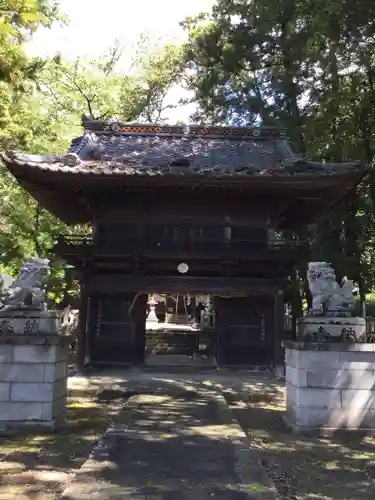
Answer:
183;0;375;307
0;38;185;303
0;0;62;85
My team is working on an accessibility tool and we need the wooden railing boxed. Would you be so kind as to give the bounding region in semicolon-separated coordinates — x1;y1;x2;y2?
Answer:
56;234;311;254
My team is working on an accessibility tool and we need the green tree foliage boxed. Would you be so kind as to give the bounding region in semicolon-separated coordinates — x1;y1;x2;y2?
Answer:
183;0;375;309
38;40;186;127
0;0;62;85
132;37;186;122
0;31;185;304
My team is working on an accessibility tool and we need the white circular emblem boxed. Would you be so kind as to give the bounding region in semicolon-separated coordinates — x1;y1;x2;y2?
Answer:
252;128;261;137
177;262;189;274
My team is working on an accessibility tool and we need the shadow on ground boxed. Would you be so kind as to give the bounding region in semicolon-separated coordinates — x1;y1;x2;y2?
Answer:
0;395;123;500
70;369;375;499
61;377;274;500
3;369;374;500
0;374;275;500
224;383;375;500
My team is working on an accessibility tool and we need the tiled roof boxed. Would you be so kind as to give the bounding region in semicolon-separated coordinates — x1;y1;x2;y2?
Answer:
1;119;368;178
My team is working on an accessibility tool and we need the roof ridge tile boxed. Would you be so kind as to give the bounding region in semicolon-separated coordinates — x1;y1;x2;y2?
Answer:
81;116;288;140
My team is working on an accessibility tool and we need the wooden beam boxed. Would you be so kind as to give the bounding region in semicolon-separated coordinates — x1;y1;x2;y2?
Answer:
297;197;323;200
95;212;270;227
55;241;308;263
91;262;287;276
33;167;362;190
86;274;285;294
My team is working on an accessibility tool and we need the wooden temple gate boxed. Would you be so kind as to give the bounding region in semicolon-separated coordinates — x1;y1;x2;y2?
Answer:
77;275;286;368
2;119;368;371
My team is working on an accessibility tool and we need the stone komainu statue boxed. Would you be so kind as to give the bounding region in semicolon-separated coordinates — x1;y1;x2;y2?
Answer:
307;261;356;316
0;258;50;311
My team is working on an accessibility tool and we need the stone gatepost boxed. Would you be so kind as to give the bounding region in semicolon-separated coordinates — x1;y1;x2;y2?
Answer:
283;261;375;433
0;310;71;431
283;341;375;433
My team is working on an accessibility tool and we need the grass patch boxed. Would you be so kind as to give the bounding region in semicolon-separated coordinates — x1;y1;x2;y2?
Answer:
226;383;375;500
0;396;122;500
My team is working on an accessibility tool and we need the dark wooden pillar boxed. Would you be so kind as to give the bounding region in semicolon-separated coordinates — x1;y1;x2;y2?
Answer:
273;289;285;374
132;293;148;365
85;295;98;365
76;281;89;371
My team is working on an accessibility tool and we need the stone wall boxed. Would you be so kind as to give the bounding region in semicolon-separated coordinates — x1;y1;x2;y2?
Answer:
0;334;70;429
284;341;375;433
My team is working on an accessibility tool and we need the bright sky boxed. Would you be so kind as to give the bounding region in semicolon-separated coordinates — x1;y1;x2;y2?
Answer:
27;0;215;122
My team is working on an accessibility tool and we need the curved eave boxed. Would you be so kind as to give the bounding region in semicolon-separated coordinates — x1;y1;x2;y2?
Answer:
1;151;371;226
2;151;370;185
1;152;90;224
19;178;91;224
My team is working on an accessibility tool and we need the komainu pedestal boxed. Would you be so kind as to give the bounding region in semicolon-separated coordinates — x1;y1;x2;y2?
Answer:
297;317;366;342
283;262;373;433
0;310;61;335
284;341;375;433
0;313;71;430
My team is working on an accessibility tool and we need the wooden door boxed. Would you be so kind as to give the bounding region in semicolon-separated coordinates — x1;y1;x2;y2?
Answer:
214;296;273;366
91;293;147;365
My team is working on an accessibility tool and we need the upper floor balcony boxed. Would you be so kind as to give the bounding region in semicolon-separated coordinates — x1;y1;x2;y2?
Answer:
54;231;311;262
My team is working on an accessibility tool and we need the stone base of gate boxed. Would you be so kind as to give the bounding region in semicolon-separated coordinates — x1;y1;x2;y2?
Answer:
283;341;375;434
0;332;71;432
